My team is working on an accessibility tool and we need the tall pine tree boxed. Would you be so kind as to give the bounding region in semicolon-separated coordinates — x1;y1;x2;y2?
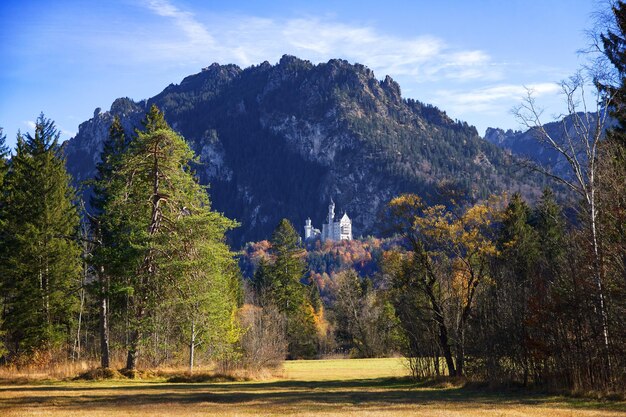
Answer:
0;128;9;357
0;128;9;187
102;105;240;372
0;115;81;359
89;116;128;369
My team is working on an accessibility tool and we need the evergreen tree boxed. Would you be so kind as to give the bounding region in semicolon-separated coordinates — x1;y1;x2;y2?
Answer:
254;219;318;358
91;116;127;214
531;188;566;280
600;1;626;151
599;1;626;242
0;128;9;187
494;193;540;385
0;128;9;357
599;3;626;367
89;116;128;369
163;210;241;371
0;115;81;359
102;105;240;372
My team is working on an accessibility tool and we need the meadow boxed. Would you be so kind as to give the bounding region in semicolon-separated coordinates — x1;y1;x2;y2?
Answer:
0;358;624;417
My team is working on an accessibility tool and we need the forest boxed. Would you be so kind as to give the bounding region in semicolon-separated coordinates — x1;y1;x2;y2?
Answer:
0;1;625;398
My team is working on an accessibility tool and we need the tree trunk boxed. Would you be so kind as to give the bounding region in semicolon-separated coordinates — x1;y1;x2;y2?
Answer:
126;299;145;373
424;281;456;376
99;267;110;368
455;329;465;377
455;301;474;378
126;328;140;372
73;280;85;361
438;322;456;376
589;200;610;357
189;320;195;373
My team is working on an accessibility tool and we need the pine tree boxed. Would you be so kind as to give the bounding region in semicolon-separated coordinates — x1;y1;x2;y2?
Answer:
599;1;626;232
600;1;626;149
91;116;127;215
161;208;241;371
0;128;9;187
103;105;240;372
495;193;540;385
531;188;566;280
528;188;571;381
254;219;318;358
89;116;128;369
0;128;9;357
0;115;81;359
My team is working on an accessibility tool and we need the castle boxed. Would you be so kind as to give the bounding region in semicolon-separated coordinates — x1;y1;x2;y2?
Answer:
304;199;352;242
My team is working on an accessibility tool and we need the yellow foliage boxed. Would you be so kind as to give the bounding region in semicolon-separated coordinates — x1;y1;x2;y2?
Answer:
388;193;505;305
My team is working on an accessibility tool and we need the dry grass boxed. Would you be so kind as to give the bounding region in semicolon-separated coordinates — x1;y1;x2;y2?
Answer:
0;358;624;416
0;360;100;383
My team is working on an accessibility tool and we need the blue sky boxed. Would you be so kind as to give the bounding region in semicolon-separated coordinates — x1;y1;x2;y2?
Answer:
0;0;599;149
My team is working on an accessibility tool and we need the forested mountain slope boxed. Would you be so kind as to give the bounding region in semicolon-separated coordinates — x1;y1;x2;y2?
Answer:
65;55;541;245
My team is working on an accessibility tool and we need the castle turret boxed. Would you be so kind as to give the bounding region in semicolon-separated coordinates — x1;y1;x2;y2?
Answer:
328;198;335;225
304;218;313;239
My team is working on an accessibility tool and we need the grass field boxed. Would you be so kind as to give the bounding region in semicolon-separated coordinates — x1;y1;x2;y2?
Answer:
0;358;624;416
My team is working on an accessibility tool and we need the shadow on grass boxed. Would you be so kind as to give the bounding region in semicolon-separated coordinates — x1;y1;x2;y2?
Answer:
1;377;624;412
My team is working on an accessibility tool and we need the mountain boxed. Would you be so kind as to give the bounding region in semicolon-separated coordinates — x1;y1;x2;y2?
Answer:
484;112;606;180
64;55;541;246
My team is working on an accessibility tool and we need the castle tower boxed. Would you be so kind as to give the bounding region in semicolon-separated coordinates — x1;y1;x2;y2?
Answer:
328;198;335;225
304;218;313;239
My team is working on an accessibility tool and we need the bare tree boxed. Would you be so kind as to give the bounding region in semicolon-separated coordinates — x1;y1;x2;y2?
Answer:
513;73;615;358
239;304;287;370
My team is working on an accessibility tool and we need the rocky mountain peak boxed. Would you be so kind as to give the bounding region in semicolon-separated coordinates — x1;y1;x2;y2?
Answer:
381;75;401;100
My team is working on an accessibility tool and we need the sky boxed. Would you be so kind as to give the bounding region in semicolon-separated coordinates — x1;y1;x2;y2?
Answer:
0;0;602;149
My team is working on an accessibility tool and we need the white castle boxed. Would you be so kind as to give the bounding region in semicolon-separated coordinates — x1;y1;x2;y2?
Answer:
304;199;352;242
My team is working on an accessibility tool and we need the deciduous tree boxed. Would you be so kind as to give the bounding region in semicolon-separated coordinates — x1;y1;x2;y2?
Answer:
386;194;501;376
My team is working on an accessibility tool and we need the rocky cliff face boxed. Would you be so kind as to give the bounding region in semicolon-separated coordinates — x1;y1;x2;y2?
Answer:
483;126;557;168
64;55;537;246
65;98;145;185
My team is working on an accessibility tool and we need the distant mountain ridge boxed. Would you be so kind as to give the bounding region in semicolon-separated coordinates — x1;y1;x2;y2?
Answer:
64;55;541;245
484;112;607;180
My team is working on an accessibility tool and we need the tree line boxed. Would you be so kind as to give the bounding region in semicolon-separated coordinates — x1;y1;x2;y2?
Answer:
0;107;241;374
0;104;624;390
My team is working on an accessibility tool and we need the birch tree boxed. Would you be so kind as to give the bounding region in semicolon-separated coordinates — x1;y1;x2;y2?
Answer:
513;74;613;357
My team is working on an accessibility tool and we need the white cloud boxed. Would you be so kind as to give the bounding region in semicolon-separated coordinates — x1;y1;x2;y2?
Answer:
79;0;571;133
143;0;214;47
134;1;502;83
60;128;76;138
24;120;36;130
433;83;562;114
